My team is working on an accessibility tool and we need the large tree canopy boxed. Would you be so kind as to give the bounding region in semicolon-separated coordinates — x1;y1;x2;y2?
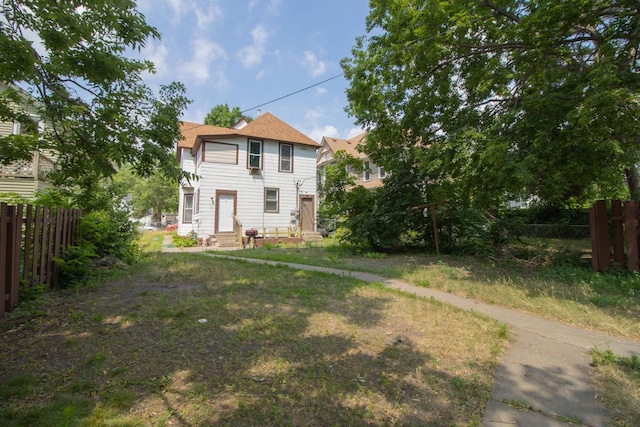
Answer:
0;0;190;190
342;0;640;207
204;104;252;127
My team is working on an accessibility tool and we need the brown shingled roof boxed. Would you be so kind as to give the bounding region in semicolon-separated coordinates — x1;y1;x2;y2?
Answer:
321;131;368;159
239;112;319;147
178;112;319;153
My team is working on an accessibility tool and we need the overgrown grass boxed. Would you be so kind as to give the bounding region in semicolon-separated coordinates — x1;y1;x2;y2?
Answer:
0;251;508;426
591;348;640;426
137;229;171;252
220;238;640;341
219;238;640;424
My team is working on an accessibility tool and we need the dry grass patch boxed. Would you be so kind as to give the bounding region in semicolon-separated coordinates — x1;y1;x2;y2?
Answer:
224;241;640;341
0;252;508;426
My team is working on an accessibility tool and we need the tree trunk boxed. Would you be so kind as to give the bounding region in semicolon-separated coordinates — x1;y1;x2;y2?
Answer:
625;165;640;200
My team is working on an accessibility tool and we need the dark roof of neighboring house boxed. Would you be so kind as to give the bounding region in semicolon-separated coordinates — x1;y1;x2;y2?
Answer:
179;112;320;153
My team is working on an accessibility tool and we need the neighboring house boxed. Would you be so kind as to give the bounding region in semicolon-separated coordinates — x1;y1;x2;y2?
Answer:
316;132;386;191
0;82;57;199
177;112;320;246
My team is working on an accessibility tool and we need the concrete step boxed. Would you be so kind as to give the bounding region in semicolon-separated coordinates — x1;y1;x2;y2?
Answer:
215;233;240;248
302;232;324;242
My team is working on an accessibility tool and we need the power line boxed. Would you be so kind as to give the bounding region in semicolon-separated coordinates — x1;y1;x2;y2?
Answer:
241;73;343;114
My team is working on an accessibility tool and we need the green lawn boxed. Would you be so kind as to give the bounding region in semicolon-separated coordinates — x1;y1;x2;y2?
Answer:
0;249;508;426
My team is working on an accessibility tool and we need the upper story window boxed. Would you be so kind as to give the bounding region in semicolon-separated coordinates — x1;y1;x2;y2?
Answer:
204;142;238;164
248;139;262;169
378;166;386;179
363;161;370;181
279;143;293;172
13;116;40;135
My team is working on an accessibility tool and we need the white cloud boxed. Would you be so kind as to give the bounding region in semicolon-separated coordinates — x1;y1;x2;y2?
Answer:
251;25;269;46
142;42;170;77
298;51;326;78
195;4;223;29
139;0;222;29
307;124;338;143
315;87;328;95
347;127;366;139
238;25;269;68
248;0;281;15
180;38;228;84
238;46;262;68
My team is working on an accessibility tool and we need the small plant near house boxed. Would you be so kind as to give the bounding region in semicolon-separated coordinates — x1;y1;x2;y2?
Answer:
172;234;197;247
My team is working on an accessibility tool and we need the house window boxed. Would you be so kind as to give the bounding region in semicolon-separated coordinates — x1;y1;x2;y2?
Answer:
204;141;238;164
183;192;193;223
248;139;262;169
363;161;370;181
265;188;279;213
13;117;39;135
279;143;293;172
194;189;200;214
378;166;386;179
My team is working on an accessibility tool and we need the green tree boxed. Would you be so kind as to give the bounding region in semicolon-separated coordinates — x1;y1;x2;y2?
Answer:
204;103;252;127
342;0;640;207
0;0;190;190
318;151;363;219
319;151;425;251
130;169;179;222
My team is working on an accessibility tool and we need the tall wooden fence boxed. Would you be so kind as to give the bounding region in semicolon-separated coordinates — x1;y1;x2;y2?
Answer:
590;199;640;272
1;202;81;317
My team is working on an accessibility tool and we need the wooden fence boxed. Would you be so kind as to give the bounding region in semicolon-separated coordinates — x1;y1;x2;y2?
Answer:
1;202;82;317
590;199;640;272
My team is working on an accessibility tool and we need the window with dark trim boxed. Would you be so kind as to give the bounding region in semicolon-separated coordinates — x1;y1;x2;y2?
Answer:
264;188;279;213
363;161;370;181
279;143;293;172
183;192;193;223
248;139;262;169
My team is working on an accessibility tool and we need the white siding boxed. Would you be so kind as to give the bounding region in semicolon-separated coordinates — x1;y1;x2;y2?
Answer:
177;149;197;236
0;178;36;200
178;136;318;238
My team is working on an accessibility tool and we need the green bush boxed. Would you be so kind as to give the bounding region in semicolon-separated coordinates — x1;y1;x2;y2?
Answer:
78;210;139;264
54;244;97;286
173;235;197;247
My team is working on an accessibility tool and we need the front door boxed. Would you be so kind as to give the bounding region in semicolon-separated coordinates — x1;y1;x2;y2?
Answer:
300;196;315;232
216;192;236;233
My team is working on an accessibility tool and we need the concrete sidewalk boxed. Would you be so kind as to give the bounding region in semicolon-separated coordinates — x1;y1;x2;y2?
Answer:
163;245;639;426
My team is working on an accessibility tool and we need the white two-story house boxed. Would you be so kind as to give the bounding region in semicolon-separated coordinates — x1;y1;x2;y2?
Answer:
177;112;320;247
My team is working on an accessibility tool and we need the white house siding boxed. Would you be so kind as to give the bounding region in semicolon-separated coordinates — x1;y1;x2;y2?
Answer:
178;137;317;239
0;178;36;199
0;119;13;135
177;148;197;236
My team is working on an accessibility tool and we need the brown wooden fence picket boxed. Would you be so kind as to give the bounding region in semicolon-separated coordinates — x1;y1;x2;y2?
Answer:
0;203;82;317
590;199;640;272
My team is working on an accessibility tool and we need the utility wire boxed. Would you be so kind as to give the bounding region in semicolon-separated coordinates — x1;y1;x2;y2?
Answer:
241;73;343;114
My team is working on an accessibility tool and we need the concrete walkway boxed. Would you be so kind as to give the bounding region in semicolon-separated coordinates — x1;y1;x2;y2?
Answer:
162;243;639;426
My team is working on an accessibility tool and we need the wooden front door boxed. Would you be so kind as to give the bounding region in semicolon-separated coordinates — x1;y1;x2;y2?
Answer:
216;191;236;233
300;196;315;232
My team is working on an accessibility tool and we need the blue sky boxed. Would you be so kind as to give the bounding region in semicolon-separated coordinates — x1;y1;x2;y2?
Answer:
135;0;371;142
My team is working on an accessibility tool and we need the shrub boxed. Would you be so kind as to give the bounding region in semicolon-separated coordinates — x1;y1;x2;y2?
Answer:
173;235;197;247
78;210;139;264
